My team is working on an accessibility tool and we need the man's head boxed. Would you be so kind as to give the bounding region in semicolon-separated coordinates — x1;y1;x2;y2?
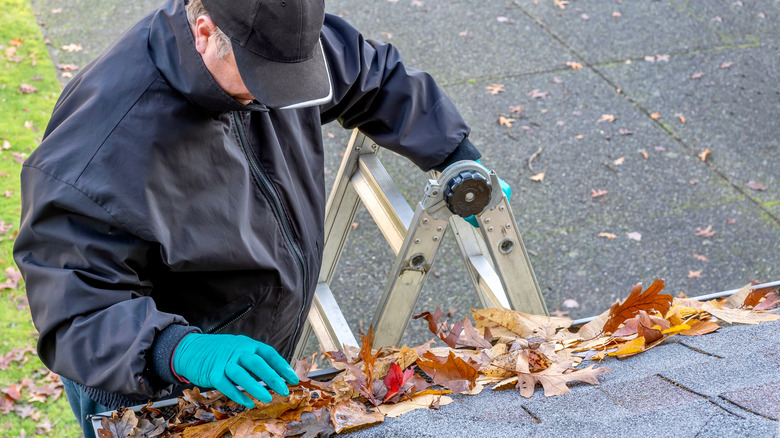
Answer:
186;0;331;109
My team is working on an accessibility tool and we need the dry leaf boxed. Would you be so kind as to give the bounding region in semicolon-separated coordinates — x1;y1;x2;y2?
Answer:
698;148;711;162
516;360;610;398
591;189;608;198
61;43;83;52
376;394;453;418
693;254;708;262
530;172;545;182
485;84;505;95
702;301;780;324
746;180;766;191
509;105;523;114
613;157;625;165
415;351;478;394
18;84;37;94
626;232;641;241
690;72;705;79
598;232;617;240
603;279;672;334
694;225;716;237
498;116;515;127
676;114;686;123
566;61;583;69
650;112;661;119
598;114;616;123
679;320;720;336
330;399;383;433
687;270;702;279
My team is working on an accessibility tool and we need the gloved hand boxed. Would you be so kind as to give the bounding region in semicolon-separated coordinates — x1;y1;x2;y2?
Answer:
464;160;512;227
172;333;299;409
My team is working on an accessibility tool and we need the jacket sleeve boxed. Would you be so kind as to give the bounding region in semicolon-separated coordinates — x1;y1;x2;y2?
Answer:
319;14;478;171
13;165;190;400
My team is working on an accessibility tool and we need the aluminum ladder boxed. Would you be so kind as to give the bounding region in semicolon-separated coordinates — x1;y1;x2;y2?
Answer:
293;129;548;357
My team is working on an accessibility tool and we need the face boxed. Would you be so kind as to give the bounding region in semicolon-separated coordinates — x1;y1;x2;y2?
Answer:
193;16;255;105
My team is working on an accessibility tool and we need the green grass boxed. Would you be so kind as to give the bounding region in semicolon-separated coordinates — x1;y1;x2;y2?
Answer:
0;0;80;436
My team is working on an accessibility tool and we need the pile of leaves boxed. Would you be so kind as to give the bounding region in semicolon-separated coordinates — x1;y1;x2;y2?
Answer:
98;280;779;437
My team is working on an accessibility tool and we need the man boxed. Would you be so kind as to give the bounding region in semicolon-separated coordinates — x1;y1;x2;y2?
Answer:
13;0;495;436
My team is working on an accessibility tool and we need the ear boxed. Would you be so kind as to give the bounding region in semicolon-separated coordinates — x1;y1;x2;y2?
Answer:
193;15;217;55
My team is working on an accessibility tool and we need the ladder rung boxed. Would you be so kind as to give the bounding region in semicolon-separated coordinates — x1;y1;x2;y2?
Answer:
308;283;358;351
350;154;414;254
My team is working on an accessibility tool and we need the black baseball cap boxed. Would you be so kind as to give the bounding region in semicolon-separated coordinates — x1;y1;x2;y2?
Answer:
200;0;332;109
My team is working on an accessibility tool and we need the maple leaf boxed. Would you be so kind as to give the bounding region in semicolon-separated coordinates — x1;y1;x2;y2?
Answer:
284;410;335;438
484;84;505;95
382;363;414;402
602;279;672;334
415;351;478;394
694;225;716;237
498;116;515;127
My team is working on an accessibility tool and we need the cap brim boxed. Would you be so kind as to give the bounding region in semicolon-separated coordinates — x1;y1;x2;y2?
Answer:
232;39;332;109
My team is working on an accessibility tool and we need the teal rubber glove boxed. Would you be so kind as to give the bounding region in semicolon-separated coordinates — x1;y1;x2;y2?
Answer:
172;333;299;408
464;160;512;227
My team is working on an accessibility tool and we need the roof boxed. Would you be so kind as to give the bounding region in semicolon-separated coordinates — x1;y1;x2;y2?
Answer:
349;320;780;437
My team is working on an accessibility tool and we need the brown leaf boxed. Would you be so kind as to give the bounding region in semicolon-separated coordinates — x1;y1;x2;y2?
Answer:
509;104;523;114
330;400;383;434
284;410;335;438
566;61;583;69
754;292;779;311
484;84;505;95
694;225;716;237
516;360;610;398
597;232;617;240
18;84;37;94
99;408;138;438
457;318;492;349
698;148;711;162
413;307;462;348
498;116;515;127
602;279;672;334
680;320;720;336
472;307;571;339
687;270;702;279
0;267;22;290
530;172;545;182
416;351;478;393
528;89;550;99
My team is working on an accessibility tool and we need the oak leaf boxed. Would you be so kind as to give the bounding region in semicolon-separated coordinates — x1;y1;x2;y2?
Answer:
498;116;515;127
515;359;610;398
98;408;137;438
415;351;478;394
472;307;571;339
484;84;505;95
701;300;780;324
284;410;335;438
602;279;672;334
330;400;383;433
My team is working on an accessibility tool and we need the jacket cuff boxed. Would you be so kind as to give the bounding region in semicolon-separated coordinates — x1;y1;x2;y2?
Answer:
151;324;201;386
430;136;482;172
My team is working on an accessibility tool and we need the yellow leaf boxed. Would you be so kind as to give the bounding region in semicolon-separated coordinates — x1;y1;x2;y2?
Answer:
661;324;691;335
608;336;645;357
376;394;453;418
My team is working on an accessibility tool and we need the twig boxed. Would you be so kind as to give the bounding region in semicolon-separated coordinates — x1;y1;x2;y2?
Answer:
527;148;543;175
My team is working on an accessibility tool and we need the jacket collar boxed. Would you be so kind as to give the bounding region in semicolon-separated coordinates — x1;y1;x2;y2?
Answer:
148;0;267;113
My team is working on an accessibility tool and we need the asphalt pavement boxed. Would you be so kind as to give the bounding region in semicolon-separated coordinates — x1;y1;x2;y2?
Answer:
31;0;779;345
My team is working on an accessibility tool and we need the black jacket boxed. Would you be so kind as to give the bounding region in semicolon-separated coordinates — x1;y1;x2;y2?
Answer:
13;0;477;408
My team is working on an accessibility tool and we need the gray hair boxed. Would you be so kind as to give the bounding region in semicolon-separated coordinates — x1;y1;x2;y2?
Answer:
186;0;232;60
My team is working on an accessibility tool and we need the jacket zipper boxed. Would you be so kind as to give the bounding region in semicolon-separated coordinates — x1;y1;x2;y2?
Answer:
232;112;307;358
206;303;254;334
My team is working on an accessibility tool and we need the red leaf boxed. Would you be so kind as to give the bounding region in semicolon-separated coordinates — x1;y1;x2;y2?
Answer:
383;363;414;402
